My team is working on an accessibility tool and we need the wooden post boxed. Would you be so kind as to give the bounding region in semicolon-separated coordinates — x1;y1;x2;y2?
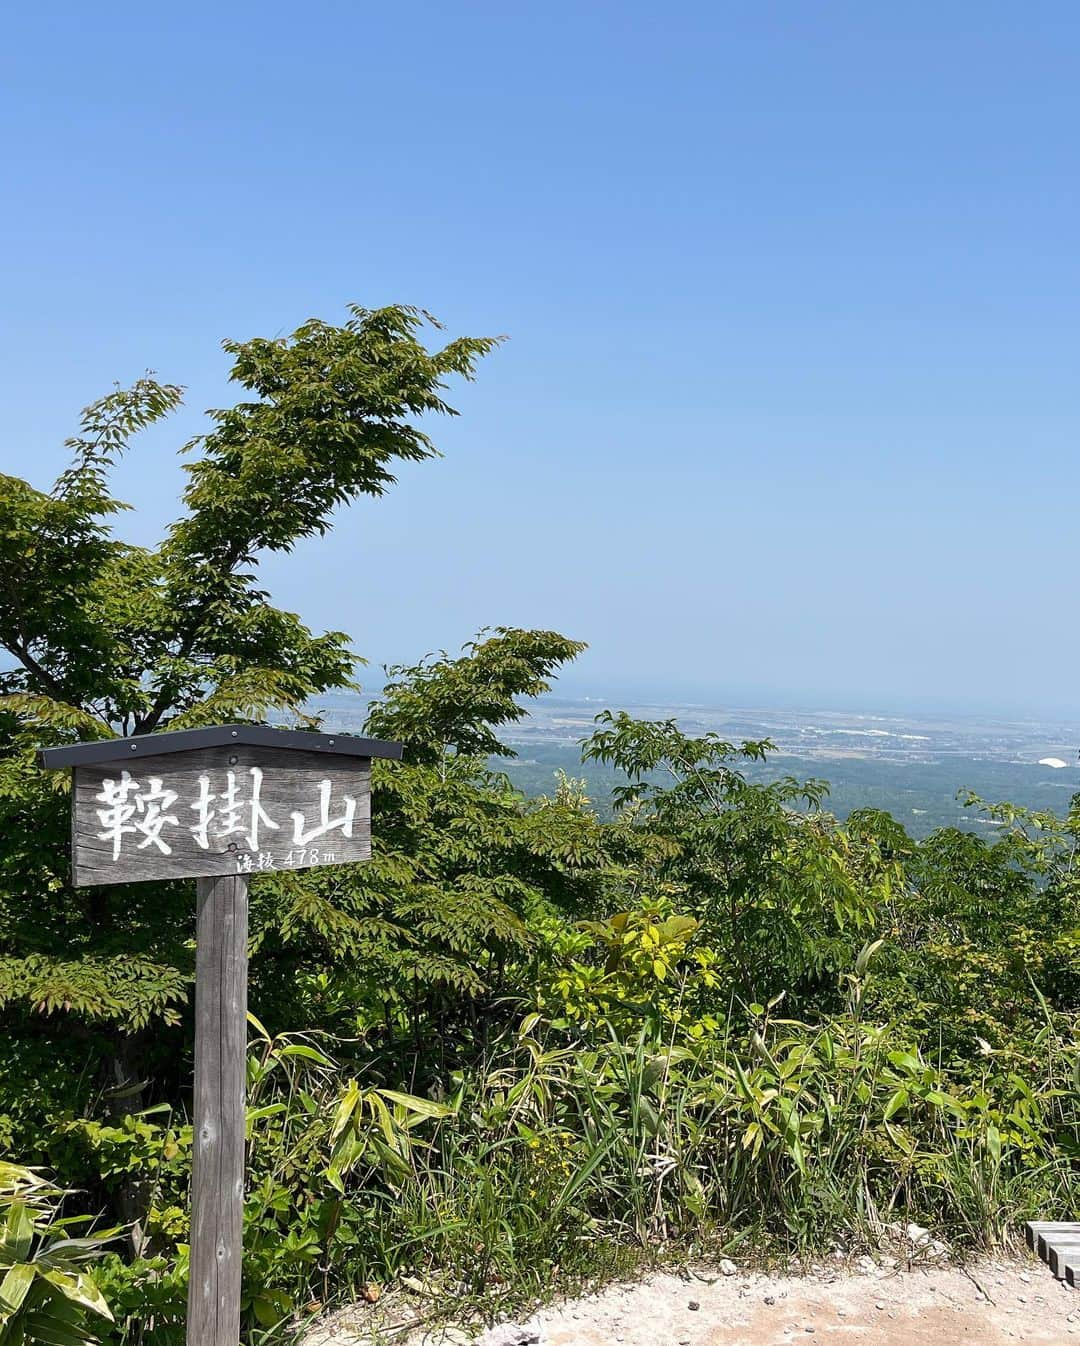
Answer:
36;724;402;1346
187;874;249;1346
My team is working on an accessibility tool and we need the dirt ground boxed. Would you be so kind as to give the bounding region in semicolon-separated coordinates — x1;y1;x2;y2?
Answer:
303;1258;1079;1346
534;1261;1077;1345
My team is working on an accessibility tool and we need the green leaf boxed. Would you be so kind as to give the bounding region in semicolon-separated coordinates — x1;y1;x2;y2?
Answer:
883;1088;908;1121
41;1268;113;1320
276;1044;335;1067
0;1263;35;1314
376;1089;452;1120
330;1081;362;1143
5;1203;33;1263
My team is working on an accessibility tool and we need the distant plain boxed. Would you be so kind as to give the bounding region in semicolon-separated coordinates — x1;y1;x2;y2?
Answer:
315;693;1080;837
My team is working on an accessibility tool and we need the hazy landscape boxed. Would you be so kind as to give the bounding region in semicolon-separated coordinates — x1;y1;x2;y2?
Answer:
315;691;1080;836
5;8;1080;1342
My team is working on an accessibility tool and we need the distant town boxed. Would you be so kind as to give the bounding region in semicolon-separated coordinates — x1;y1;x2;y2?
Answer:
311;692;1080;837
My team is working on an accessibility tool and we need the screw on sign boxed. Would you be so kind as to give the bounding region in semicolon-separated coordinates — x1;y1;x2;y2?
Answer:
38;724;402;1346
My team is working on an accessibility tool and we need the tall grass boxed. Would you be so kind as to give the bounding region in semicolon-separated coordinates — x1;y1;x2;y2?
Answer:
301;996;1079;1318
93;974;1080;1340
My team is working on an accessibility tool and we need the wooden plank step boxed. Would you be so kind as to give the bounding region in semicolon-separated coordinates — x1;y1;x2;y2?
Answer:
1039;1229;1080;1261
1049;1240;1080;1278
1026;1220;1078;1252
1024;1221;1080;1279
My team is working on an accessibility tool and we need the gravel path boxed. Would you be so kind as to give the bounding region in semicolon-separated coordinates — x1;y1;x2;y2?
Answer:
304;1258;1079;1345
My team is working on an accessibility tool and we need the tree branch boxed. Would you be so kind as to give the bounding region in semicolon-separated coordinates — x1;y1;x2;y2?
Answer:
6;635;68;702
132;542;252;734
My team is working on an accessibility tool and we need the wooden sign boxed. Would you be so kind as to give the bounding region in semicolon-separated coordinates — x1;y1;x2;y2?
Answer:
37;723;402;1346
38;724;400;887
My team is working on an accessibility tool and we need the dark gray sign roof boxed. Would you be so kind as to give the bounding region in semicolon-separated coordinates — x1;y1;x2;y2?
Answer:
37;723;403;769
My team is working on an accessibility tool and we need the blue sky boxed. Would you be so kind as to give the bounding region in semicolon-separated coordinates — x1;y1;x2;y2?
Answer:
2;4;1078;716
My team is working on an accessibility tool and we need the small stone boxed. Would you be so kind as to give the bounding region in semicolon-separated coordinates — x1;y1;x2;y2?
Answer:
806;1328;816;1334
765;1296;776;1306
876;1302;886;1312
719;1259;737;1276
688;1301;700;1312
477;1324;541;1346
1019;1273;1032;1284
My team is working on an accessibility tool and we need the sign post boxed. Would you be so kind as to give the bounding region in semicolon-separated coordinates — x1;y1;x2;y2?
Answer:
189;872;248;1345
38;724;402;1346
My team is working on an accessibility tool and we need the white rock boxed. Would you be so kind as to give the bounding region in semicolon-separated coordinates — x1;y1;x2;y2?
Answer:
719;1259;737;1276
477;1322;542;1346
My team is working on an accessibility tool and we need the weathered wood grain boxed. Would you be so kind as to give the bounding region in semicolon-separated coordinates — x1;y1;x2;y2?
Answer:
187;874;248;1346
72;744;371;886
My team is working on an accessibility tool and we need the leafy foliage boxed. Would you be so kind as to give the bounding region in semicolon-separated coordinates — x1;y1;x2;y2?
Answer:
1;308;1078;1342
0;1164;118;1345
366;629;586;765
582;711;886;1001
0;303;499;1075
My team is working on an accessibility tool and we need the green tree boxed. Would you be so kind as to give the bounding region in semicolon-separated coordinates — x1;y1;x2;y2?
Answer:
0;305;500;1134
582;711;895;1002
861;799;1080;1061
249;630;643;1073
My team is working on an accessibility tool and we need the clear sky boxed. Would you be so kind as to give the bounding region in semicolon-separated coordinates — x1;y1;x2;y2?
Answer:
2;4;1078;717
